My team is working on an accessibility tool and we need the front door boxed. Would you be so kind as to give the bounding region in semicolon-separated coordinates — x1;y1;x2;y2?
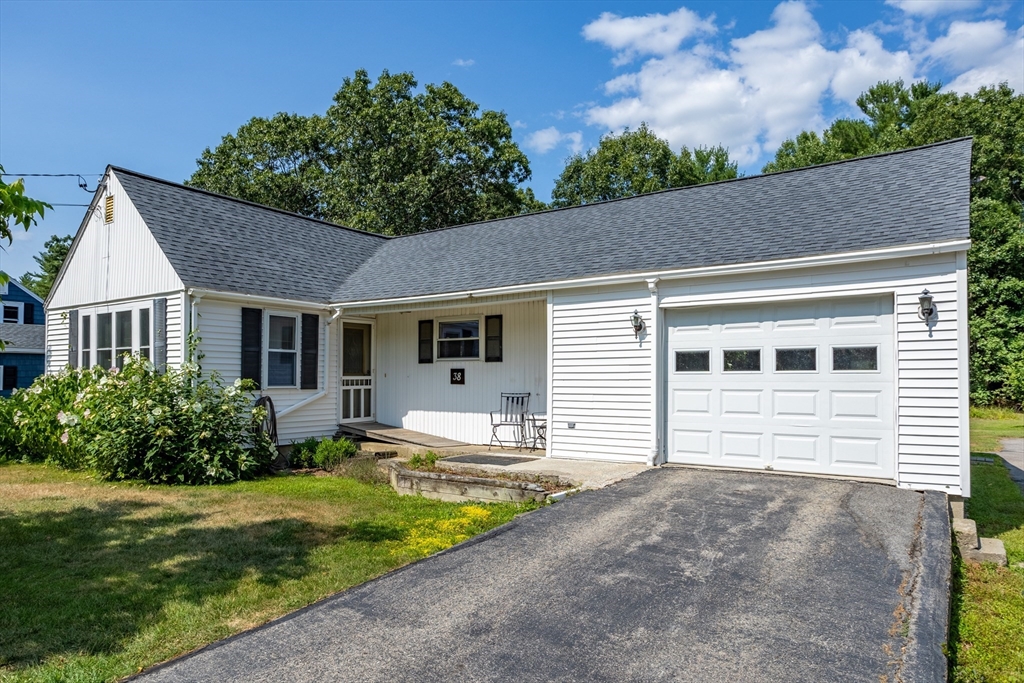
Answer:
341;322;374;422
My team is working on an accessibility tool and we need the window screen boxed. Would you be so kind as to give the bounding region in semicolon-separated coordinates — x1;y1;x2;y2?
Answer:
139;308;151;360
775;348;816;372
485;315;503;363
115;311;132;369
723;349;761;372
833;346;878;371
96;313;112;370
675;350;710;372
438;320;479;359
418;320;433;364
268;315;297;386
81;315;92;369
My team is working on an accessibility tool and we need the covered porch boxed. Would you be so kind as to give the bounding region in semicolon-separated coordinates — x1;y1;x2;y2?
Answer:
335;294;549;450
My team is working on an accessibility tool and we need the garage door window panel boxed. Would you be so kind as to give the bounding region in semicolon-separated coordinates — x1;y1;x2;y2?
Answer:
832;346;879;372
723;349;761;372
775;348;817;373
675;350;710;373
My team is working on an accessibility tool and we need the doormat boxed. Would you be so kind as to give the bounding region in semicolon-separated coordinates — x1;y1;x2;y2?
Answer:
443;454;537;466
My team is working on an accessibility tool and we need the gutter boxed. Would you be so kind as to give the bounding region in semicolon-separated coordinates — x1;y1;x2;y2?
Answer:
332;240;971;310
185;288;332;311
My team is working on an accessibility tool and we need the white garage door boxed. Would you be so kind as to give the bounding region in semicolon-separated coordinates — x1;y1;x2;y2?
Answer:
666;295;894;479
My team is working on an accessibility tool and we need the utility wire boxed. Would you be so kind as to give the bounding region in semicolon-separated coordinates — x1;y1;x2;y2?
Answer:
0;172;100;192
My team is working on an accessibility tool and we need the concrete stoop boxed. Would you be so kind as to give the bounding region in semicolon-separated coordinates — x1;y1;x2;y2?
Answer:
954;517;1007;566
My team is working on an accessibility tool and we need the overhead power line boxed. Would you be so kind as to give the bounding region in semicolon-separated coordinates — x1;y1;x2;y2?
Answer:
1;172;101;192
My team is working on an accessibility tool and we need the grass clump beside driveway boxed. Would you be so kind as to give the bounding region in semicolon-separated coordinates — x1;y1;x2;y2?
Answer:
0;464;537;682
949;410;1024;682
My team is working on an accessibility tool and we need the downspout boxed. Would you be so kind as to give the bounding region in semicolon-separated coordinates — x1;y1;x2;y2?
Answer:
277;308;341;418
647;278;661;467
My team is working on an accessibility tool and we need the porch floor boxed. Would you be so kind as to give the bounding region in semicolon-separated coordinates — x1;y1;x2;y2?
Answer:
335;422;468;449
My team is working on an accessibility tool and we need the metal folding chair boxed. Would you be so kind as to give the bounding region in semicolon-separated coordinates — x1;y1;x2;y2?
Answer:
489;393;530;449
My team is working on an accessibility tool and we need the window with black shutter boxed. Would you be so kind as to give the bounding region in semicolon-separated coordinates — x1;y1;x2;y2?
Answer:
418;320;433;363
241;307;263;388
485;315;503;362
2;366;17;391
300;313;319;390
23;302;35;325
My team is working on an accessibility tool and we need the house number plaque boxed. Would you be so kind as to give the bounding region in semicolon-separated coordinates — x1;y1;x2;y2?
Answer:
450;368;465;385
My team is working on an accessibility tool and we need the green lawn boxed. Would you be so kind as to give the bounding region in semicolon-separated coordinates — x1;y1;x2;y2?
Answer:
949;411;1024;682
0;464;537;682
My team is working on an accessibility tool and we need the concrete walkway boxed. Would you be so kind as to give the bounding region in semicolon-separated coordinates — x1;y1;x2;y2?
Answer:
441;454;649;489
135;468;950;683
998;437;1024;493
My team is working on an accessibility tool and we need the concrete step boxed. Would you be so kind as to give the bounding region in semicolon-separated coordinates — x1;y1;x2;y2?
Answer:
953;517;979;551
963;537;1007;567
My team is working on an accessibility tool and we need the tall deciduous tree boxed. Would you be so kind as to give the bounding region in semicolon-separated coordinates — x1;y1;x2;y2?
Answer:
188;70;537;235
0;165;51;249
551;124;738;207
20;234;73;299
764;81;1024;408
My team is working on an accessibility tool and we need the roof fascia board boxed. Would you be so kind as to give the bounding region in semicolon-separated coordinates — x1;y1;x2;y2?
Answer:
0;347;45;354
6;280;45;305
187;288;332;311
334;239;971;309
47;288;187;312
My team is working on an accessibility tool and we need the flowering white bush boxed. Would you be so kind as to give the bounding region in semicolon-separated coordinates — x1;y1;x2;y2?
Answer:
0;357;275;484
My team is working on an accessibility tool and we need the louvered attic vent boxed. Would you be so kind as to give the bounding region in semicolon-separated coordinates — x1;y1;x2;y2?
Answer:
104;195;114;223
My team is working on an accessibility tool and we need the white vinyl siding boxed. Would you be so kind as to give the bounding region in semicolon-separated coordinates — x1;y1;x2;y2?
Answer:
48;172;184;309
549;284;653;463
195;297;338;443
375;300;546;445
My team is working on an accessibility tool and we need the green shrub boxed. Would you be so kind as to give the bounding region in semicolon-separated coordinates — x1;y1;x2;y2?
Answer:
5;356;274;484
407;451;439;470
0;397;17;462
289;437;320;468
313;437;357;470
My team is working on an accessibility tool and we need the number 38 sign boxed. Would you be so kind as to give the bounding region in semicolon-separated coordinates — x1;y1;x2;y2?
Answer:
450;368;465;385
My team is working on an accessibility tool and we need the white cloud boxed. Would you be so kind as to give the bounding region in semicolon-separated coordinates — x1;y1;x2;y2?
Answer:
581;0;1022;166
452;58;475;67
525;127;583;155
885;0;981;17
583;6;716;65
512;120;527;129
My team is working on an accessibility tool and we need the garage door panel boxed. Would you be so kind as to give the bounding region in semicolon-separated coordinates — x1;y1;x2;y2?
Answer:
667;295;894;480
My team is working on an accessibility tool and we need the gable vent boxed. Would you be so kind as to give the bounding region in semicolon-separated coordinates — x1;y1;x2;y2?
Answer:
104;195;114;223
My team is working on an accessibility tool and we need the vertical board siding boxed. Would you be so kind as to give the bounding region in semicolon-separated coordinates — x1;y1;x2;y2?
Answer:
48;172;184;309
550;285;652;462
375;300;547;445
196;298;339;443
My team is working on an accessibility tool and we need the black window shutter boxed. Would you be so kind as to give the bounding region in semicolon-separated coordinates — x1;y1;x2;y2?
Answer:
485;315;503;362
24;302;35;325
68;309;79;369
153;298;168;372
300;313;319;390
418;320;433;364
241;308;263;388
2;366;17;391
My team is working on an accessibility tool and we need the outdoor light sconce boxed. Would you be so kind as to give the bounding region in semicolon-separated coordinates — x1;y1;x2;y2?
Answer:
917;289;937;323
630;309;646;339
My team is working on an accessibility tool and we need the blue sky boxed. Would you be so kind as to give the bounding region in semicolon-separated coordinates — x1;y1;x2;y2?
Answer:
1;0;1021;281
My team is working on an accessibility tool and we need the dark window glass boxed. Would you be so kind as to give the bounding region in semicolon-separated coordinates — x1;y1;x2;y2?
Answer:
343;324;371;376
269;316;295;350
81;315;92;368
96;313;112;370
2;366;17;391
723;349;761;372
675;350;710;372
776;348;816;372
485;315;502;362
115;311;132;368
2;306;18;323
268;351;296;386
833;346;878;371
438;320;479;359
139;308;150;346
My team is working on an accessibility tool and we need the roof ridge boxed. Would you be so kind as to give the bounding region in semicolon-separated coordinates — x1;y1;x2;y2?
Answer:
384;136;975;240
109;166;392;242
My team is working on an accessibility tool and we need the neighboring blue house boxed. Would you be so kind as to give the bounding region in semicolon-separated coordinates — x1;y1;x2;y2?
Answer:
0;278;46;397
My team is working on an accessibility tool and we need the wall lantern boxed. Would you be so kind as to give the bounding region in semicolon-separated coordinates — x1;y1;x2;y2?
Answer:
630;309;646;338
917;289;937;324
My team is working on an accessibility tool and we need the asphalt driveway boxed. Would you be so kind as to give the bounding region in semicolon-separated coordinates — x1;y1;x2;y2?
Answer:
136;468;951;683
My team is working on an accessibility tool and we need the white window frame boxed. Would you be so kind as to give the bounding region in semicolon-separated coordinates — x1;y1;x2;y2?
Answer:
2;301;24;324
673;348;712;374
77;302;154;370
264;310;300;389
773;346;819;374
435;316;483;362
830;344;882;374
721;347;764;374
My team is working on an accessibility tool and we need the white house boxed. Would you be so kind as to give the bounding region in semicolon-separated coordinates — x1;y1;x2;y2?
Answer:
45;138;973;496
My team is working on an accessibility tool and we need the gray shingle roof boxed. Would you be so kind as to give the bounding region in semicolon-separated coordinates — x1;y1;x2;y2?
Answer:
0;323;45;351
113;138;972;305
114;169;388;303
334;138;972;302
